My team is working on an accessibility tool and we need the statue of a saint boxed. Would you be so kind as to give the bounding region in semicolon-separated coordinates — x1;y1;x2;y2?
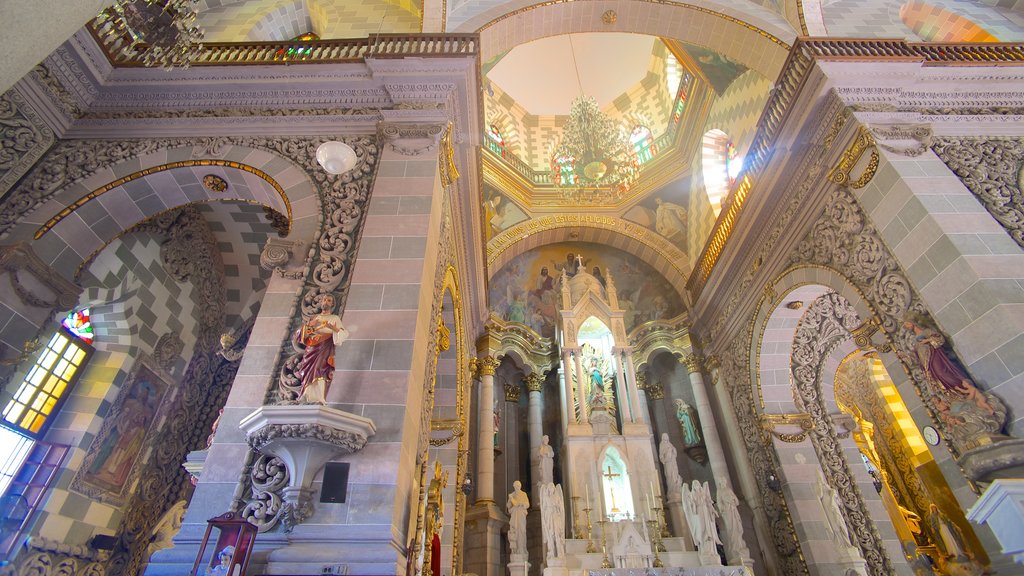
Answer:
928;503;969;561
540;483;566;561
537;435;554;485
715;482;750;564
654;197;688;245
506;480;530;557
658;433;683;495
903;317;995;414
424;461;448;576
295;294;350;403
674;399;702;447
816;472;853;547
682;480;721;559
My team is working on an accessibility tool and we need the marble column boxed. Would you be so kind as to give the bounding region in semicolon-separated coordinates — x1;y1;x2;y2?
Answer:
477;355;501;503
683;355;728;482
560;349;572;430
573;348;589;424
623;350;644;424
612;347;633;423
525;372;544;501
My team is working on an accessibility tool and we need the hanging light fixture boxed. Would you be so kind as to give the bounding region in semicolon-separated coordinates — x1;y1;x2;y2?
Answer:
316;141;358;175
553;36;639;204
93;0;205;69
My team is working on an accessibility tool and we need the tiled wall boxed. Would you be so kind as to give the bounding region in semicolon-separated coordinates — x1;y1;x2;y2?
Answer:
198;0;420;42
854;149;1024;438
31;230;199;545
820;0;1024;41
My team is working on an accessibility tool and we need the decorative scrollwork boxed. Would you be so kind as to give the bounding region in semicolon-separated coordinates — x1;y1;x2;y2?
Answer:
240;454;289;533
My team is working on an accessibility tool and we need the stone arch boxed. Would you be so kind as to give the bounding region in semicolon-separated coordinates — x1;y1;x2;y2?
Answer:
467;0;795;81
487;216;690;301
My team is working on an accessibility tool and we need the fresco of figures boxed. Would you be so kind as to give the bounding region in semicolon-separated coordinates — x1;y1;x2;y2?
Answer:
484;187;529;241
489;242;685;336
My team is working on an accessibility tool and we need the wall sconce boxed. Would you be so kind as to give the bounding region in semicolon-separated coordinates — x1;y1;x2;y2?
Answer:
766;474;782;493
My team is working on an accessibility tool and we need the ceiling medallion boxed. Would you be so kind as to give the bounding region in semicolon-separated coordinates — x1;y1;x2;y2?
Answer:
602;10;618;24
202;174;228;193
93;0;205;69
553;96;639;205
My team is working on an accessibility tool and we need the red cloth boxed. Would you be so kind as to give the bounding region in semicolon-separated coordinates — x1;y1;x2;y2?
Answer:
430;533;441;576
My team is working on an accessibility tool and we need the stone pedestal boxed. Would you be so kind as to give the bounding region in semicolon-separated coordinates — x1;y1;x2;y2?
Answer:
239;404;376;530
182;449;207;483
959;439;1024;484
967;479;1024;566
664;495;693;550
508;558;530;576
464;502;507;576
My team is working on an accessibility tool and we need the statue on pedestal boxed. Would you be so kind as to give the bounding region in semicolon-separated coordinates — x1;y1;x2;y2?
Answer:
816;472;853;548
674;399;702;447
506;480;530;558
682;480;721;563
540;483;566;562
658;433;683;495
295;294;350;403
537;435;554;485
715;482;750;564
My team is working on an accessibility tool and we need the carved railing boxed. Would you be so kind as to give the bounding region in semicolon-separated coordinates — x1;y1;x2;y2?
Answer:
92;31;478;66
685;37;1024;301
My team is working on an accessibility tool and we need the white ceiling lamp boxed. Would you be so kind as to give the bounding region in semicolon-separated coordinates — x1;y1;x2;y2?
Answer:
315;141;358;175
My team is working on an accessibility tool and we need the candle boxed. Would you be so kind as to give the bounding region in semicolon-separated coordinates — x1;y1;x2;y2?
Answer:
586;482;590;508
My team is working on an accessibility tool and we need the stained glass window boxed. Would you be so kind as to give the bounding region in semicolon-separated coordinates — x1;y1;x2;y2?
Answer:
2;331;92;438
486;124;505;157
630;126;654;164
553;155;576;186
61;309;93;344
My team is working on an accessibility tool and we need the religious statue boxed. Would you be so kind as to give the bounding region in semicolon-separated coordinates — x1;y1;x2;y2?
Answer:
506;480;530;558
424;461;448;576
674;399;702;447
654;197;688;245
148;500;186;557
658;433;683;495
589;357;607;408
682;480;721;561
927;504;969;561
537;435;554;485
815;472;853;547
902;316;995;414
295;293;350;403
540;483;566;561
715;482;750;564
206;545;240;576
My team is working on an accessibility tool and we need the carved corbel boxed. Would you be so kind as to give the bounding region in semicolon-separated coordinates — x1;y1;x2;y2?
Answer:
868;123;933;157
0;242;81;311
830;412;859;439
850;317;893;353
377;121;444;156
259;238;305;279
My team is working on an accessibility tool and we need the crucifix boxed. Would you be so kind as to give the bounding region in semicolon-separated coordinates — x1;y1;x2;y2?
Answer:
603;465;621;513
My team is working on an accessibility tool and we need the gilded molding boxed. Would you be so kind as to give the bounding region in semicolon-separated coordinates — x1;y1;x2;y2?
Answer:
504;382;521;402
682;353;704;374
477;314;558;376
629;312;692;370
439;123;460;187
34;159;293;240
760;413;814;443
477;355;501;376
828;126;878;190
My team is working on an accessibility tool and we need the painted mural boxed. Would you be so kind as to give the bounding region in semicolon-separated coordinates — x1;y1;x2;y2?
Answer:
623;175;692;254
485;186;529;240
73;359;170;505
680;45;747;95
489;242;685;337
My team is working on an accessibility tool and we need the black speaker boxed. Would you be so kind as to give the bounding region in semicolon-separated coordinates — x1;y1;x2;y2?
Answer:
320;462;350;503
89;534;117;550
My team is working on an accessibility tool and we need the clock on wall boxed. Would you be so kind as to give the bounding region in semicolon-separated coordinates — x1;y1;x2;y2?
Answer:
922;425;941;446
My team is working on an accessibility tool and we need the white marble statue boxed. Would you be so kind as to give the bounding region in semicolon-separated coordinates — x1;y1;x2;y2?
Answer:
148;500;187;556
506;480;530;558
658;433;683;495
816;472;853;547
682;480;722;563
715;482;750;564
537;434;554;485
540;483;566;561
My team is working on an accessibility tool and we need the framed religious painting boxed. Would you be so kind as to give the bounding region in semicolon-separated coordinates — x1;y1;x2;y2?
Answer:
71;356;173;505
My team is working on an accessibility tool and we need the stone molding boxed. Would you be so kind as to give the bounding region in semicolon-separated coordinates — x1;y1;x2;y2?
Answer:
0;88;55;199
0;242;81;310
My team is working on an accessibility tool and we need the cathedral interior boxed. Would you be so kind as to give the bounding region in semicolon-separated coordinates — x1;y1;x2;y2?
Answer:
1;1;1024;576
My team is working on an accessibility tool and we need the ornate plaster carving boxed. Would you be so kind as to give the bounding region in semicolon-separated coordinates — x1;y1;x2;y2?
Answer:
153;332;185;371
0;89;55;199
0;242;81;310
868;123;932;157
247;422;372;455
378;121;444;155
259;238;304;277
478;314;557;376
790;293;893;575
931;137;1024;250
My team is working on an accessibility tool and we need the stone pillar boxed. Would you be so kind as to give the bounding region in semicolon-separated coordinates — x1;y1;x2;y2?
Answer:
560;349;572;430
573;348;589;424
623;350;644;424
476;355;501;504
525;373;545;499
683;354;729;484
502;379;521;502
612;347;633;423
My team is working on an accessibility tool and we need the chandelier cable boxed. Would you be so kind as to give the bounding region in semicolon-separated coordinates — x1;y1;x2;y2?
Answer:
568;35;584;98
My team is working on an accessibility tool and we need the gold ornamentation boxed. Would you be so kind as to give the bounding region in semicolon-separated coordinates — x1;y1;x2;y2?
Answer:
525;372;544;392
760;412;814;443
785;301;803;310
646;384;665;400
504;382;521;402
437;317;451;352
850;317;881;352
35;159;293;240
202;174;228;193
601;10;617;24
682;354;703;373
478;355;501;376
822;108;849;150
828;126;877;189
439;123;460;188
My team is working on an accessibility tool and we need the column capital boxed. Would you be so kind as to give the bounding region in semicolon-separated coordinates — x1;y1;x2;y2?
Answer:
468;357;479;379
705;354;720;371
682;353;704;373
646;384;665;400
525;372;544;392
478;355;501;376
504;381;521;402
635;370;648;389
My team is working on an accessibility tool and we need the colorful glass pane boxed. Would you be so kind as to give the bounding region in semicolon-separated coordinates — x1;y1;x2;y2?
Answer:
486;125;505;157
630;126;654;164
62;309;94;344
554;155;576;186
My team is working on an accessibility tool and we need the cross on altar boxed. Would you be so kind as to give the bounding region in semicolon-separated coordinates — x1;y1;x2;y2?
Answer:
603;466;622;513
